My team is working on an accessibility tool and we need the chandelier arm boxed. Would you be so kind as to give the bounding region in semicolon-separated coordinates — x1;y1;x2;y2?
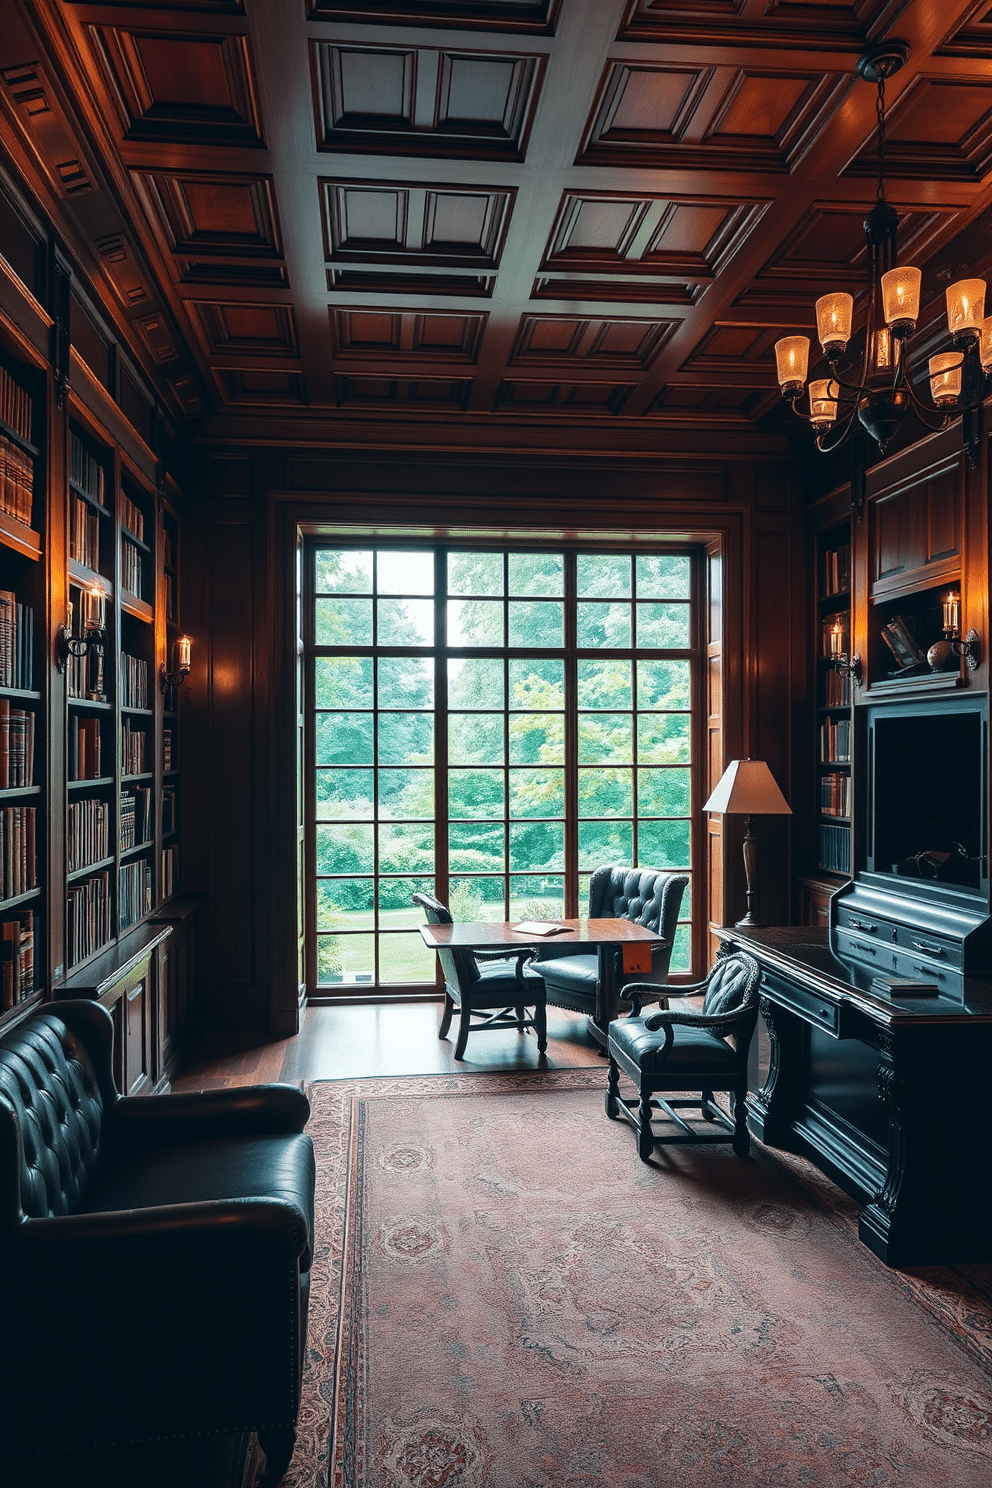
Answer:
814;404;862;454
898;376;955;429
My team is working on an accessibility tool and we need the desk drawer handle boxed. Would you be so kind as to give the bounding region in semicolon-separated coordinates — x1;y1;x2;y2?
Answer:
848;919;877;933
818;1007;831;1020
911;939;943;957
913;963;944;979
859;943;878;955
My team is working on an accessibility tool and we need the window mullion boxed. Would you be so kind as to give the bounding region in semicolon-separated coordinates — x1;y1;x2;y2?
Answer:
563;550;579;917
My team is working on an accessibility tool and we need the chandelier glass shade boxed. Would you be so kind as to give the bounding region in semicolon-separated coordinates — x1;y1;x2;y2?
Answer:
774;43;991;459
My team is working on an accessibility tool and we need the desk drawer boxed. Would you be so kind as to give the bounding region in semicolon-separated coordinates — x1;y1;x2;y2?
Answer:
835;908;896;943
836;929;963;1001
766;975;840;1036
893;925;963;968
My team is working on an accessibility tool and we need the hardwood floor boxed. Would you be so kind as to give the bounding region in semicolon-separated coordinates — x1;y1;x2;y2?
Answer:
171;1000;607;1091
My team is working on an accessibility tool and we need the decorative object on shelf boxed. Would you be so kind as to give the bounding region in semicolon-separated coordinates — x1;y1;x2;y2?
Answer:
774;41;991;469
57;584;106;682
160;634;192;694
703;759;793;929
827;618;862;683
935;590;981;671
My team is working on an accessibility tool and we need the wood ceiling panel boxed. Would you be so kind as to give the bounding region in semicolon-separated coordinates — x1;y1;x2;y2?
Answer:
132;169;283;262
580;63;847;172
495;379;635;413
330;307;487;360
531;275;702;305
191;301;299;358
334;374;473;408
215;368;307;405
619;0;905;48
510;313;675;367
312;42;545;161
84;26;263;147
327;268;495;297
306;0;560;33
543;192;768;281
322;179;515;266
844;76;992;180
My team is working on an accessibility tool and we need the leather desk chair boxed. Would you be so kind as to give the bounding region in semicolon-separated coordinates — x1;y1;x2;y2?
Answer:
533;865;688;1024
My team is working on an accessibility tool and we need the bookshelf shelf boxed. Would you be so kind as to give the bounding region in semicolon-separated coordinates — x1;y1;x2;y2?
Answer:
0;513;41;561
0;886;42;911
121;593;153;622
67;775;115;790
68;855;114;882
0;416;39;460
0;784;40;799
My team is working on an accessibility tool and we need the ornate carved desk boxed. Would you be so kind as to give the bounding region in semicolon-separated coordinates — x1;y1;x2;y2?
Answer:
716;926;992;1267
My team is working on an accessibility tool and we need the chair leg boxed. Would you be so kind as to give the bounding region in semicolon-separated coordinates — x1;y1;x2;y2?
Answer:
515;1001;526;1032
438;989;455;1041
258;1425;296;1483
637;1090;656;1162
605;1056;621;1118
731;1087;750;1157
534;998;548;1054
454;1002;472;1060
701;1087;716;1121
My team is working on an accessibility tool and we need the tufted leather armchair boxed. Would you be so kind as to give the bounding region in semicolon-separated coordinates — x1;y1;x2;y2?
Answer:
533;865;688;1025
0;999;315;1483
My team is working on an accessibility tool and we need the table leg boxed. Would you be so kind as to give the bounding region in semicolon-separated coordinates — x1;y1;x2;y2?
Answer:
588;945;622;1050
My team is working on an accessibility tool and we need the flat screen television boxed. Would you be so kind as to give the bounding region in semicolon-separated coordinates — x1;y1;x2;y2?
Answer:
865;697;988;898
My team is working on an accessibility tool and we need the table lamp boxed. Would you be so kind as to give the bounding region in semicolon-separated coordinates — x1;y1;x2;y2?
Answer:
703;759;792;928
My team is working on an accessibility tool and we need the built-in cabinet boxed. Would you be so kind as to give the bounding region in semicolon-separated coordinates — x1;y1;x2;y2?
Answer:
0;165;199;1083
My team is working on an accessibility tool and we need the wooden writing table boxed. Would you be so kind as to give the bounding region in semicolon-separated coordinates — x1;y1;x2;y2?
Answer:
418;918;664;1045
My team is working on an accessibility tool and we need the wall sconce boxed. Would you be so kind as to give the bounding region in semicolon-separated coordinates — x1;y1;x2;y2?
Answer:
161;634;192;694
828;618;862;683
941;591;980;670
57;585;106;675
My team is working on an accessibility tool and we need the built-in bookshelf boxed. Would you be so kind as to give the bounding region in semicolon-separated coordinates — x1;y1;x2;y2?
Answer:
815;522;853;880
0;347;43;1016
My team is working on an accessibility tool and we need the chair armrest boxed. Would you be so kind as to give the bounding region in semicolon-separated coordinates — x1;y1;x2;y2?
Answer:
621;979;706;1002
16;1196;309;1260
642;1006;749;1035
474;947;530;962
105;1082;311;1158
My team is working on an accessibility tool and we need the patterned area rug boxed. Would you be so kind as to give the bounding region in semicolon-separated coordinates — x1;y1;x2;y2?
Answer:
285;1069;992;1488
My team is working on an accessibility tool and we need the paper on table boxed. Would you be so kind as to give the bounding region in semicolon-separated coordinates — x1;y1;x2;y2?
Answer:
512;921;570;936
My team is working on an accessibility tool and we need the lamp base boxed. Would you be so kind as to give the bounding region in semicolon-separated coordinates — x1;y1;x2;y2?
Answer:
734;912;766;929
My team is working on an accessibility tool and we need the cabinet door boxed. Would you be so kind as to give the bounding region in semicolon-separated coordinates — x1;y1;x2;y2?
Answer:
124;976;151;1096
872;465;960;594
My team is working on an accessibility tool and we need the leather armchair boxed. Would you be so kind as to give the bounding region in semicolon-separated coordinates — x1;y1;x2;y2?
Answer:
0;1000;314;1483
533;865;688;1019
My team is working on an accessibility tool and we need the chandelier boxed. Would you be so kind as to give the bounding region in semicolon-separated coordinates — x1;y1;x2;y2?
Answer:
774;42;990;464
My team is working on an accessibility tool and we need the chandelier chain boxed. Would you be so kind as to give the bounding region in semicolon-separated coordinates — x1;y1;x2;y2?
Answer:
875;74;886;203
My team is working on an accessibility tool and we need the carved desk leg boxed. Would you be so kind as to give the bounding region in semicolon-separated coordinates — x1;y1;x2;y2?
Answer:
745;993;805;1149
858;1029;932;1265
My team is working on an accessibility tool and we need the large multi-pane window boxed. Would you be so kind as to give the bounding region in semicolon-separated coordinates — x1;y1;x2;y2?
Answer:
308;543;699;992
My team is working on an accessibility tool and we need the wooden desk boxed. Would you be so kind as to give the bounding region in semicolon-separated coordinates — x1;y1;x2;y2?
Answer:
419;918;663;1044
718;926;992;1266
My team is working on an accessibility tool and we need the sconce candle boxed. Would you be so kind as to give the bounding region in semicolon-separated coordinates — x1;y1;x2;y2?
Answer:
943;591;962;636
177;635;192;672
829;620;845;659
83;585;105;632
929;352;963;406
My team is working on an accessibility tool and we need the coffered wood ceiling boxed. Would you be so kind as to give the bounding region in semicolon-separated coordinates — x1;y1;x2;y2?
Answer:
5;0;992;458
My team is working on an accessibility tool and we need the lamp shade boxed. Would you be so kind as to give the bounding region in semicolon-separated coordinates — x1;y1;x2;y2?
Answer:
703;759;792;816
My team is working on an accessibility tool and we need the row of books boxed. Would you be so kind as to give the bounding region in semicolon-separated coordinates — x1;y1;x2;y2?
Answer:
163;728;174;771
119;490;145;543
70;494;102;570
818;823;851;875
66;644;105;702
120;652;149;709
121;540;143;598
0;366;32;443
121;721;148;776
66;870;112;968
0;436;34;526
823;669;851;708
0;806;37;901
70;432;105;505
162;783;177;835
0;592;34;690
70;717;103;781
0;699;35;788
162;843;179;899
0;911;35;1011
119;858;152;932
820;717;851;765
120;786;152;850
822;543;851;597
821;771;851;818
67;797;110;874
